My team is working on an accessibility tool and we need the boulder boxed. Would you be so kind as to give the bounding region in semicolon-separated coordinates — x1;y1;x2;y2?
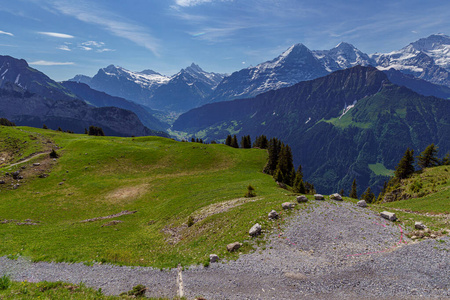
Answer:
227;242;242;252
430;234;437;239
249;223;262;237
268;210;279;219
415;222;426;230
330;193;342;201
380;211;397;221
33;163;40;166
314;194;325;200
357;200;367;208
282;202;295;210
296;195;308;203
210;254;219;263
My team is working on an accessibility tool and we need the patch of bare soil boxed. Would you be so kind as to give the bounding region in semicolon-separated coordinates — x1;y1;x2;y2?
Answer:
0;219;41;225
104;184;149;204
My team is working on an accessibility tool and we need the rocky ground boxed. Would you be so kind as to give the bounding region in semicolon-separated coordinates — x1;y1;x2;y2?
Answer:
1;199;449;299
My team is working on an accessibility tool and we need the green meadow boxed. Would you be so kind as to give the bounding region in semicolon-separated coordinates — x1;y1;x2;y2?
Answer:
0;126;291;268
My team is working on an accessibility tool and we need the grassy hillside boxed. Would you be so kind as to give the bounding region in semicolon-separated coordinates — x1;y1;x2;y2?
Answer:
382;165;450;214
0;126;291;268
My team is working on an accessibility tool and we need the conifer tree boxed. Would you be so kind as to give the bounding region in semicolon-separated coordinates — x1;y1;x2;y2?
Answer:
361;187;375;203
42;124;48;129
264;138;281;174
230;135;239;148
57;127;62;131
442;152;450;165
349;179;358;199
253;135;268;149
417;144;440;169
240;135;251;148
273;168;284;183
84;128;88;134
225;135;232;146
394;148;415;179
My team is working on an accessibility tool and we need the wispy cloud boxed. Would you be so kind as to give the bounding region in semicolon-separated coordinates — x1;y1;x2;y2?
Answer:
30;60;74;66
175;0;213;7
0;30;14;37
47;1;160;56
97;48;115;53
38;31;74;38
57;44;71;51
82;41;104;48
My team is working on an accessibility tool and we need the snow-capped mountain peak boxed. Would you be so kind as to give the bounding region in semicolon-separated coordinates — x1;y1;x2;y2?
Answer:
312;42;372;72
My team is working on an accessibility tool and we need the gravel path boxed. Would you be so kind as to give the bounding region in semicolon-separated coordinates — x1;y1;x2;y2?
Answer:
1;200;449;299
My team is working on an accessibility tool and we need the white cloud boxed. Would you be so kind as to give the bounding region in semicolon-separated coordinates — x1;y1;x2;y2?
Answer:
29;60;75;66
38;31;74;38
82;41;105;47
0;30;14;36
48;1;160;56
57;45;71;51
175;0;212;7
97;48;115;53
79;45;92;51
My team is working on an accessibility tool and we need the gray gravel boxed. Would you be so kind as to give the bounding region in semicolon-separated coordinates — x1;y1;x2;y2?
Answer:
1;199;449;299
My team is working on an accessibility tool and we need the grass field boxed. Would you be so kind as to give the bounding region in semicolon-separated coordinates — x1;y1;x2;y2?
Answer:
0;126;293;268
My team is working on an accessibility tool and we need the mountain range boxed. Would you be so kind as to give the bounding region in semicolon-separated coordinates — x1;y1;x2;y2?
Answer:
70;34;450;114
173;66;450;195
0;55;168;137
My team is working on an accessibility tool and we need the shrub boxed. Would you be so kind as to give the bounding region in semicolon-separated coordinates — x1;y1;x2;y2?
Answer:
187;216;195;227
0;274;11;290
120;284;147;297
244;184;256;197
49;149;59;158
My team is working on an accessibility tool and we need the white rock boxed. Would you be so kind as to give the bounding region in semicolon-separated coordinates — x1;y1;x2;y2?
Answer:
296;195;308;203
227;242;242;252
314;194;325;200
268;210;279;219
330;193;343;201
210;254;219;263
357;200;367;208
380;211;397;221
249;223;262;237
282;202;295;210
415;222;426;230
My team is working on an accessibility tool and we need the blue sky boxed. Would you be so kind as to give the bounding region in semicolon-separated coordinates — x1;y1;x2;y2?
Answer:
0;0;449;81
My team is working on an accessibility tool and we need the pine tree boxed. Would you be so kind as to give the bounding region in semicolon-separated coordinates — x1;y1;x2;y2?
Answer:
349;179;358;199
275;144;294;185
240;135;251;148
417;144;440;169
394;148;415;179
84;128;88;134
57;127;62;131
253;135;268;149
225;135;232;146
273;167;284;183
361;187;375;203
230;135;239;148
191;137;195;143
339;189;345;197
442;152;450;165
42;124;48;129
264;138;281;174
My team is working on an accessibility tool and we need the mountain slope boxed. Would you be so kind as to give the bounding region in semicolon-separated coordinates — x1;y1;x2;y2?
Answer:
0;55;77;101
208;43;329;103
0;82;168;137
173;66;450;194
313;42;374;72
61;81;169;131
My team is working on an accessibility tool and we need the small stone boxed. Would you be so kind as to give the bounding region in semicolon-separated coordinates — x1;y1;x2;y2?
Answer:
58;182;64;185
33;163;40;166
268;210;279;219
0;180;5;184
209;254;219;263
18;176;23;179
430;234;437;239
411;235;418;240
21;166;26;169
425;228;431;234
227;242;242;252
380;211;397;221
39;174;49;178
357;200;368;208
13;184;19;189
282;202;295;210
330;193;343;201
415;222;426;230
314;194;325;200
249;223;262;237
296;195;308;203
276;181;287;189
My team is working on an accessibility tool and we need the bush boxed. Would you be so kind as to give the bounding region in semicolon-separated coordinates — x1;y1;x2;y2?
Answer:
49;149;59;158
187;216;195;227
120;284;147;297
244;184;256;197
0;275;11;290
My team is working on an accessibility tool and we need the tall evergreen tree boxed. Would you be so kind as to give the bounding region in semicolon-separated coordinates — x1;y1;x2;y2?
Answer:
264;138;281;175
276;144;295;185
225;135;232;146
361;187;375;203
240;135;252;148
253;135;268;149
230;135;239;148
339;189;345;197
417;144;440;169
442;152;450;165
349;179;358;199
394;148;415;179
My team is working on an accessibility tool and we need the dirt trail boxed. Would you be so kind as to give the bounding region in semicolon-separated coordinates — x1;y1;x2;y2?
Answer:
6;151;51;168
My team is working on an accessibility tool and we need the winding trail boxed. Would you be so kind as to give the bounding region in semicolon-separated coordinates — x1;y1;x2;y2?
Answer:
1;200;449;299
6;151;51;168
